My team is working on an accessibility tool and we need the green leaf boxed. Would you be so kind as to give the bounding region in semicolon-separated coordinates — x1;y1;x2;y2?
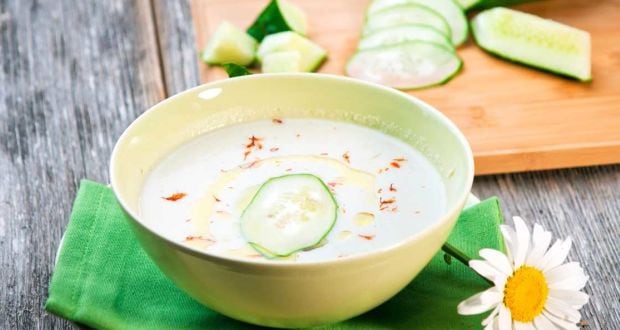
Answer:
223;63;251;78
246;0;291;41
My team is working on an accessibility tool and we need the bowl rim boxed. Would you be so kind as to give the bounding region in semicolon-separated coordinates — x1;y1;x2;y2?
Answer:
109;73;475;268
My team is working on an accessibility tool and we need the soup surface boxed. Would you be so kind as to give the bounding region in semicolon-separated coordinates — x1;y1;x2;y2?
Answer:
139;118;446;261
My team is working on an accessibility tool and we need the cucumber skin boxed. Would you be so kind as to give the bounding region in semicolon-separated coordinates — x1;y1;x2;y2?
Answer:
247;0;292;41
241;173;338;258
223;63;252;77
346;41;464;90
456;0;540;11
470;0;542;10
471;11;591;81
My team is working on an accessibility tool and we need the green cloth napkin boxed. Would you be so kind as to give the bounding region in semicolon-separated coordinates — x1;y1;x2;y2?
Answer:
46;180;504;329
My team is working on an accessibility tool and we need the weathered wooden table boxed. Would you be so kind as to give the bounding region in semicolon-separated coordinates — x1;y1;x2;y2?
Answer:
1;0;618;328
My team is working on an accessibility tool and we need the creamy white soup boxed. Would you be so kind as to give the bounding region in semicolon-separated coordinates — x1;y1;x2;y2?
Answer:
139;118;446;262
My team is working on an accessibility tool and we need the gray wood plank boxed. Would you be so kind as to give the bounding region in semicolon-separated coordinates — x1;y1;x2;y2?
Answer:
0;0;165;328
152;0;201;95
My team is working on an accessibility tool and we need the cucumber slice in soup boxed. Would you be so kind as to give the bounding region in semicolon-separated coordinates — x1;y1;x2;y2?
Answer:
201;21;258;66
367;0;468;46
359;24;453;51
241;174;338;257
262;51;302;72
364;4;451;39
247;0;308;41
346;41;462;90
472;8;591;81
257;32;327;72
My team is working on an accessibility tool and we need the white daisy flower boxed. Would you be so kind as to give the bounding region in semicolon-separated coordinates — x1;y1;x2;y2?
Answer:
457;216;589;330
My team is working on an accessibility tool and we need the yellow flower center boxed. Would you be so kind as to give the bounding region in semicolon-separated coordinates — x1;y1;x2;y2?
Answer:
503;266;549;322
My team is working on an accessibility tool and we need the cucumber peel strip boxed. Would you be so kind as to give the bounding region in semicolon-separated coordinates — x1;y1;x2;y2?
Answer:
247;0;307;41
241;174;338;257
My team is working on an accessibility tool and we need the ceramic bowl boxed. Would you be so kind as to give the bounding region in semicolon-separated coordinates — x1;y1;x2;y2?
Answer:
110;74;474;328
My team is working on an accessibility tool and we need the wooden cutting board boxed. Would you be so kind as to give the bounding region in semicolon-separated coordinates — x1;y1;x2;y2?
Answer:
190;0;620;175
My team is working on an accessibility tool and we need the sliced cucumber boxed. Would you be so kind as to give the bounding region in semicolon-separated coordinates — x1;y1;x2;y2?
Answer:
367;0;468;46
262;51;302;73
201;21;258;66
346;41;463;90
241;174;338;257
359;24;453;51
247;0;308;41
257;32;327;72
472;8;591;81
364;4;451;40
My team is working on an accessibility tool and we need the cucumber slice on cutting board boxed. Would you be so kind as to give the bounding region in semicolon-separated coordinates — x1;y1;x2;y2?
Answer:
364;4;452;39
241;174;338;257
359;24;453;51
367;0;468;46
472;7;591;81
201;21;258;66
247;0;308;41
346;41;462;90
262;51;302;72
257;31;327;72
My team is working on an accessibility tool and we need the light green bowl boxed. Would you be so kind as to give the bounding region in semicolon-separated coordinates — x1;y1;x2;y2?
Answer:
110;73;474;328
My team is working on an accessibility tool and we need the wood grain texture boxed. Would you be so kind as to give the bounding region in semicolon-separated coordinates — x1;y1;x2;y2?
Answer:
152;0;201;95
191;0;620;175
0;0;164;328
1;0;618;328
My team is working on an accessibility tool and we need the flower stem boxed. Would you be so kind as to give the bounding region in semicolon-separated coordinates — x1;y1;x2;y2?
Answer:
442;243;494;286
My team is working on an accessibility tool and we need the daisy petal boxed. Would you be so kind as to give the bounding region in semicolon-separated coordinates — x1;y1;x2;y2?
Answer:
512;216;531;268
514;321;535;330
541;237;572;272
484;317;498;330
498;305;512;330
480;248;514;276
457;288;502;315
500;224;517;262
545;262;581;280
545;297;581;322
545;262;589;292
549;272;589;292
483;306;500;327
533;314;557;330
548;289;589;309
470;260;505;283
526;224;552;267
542;311;579;330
